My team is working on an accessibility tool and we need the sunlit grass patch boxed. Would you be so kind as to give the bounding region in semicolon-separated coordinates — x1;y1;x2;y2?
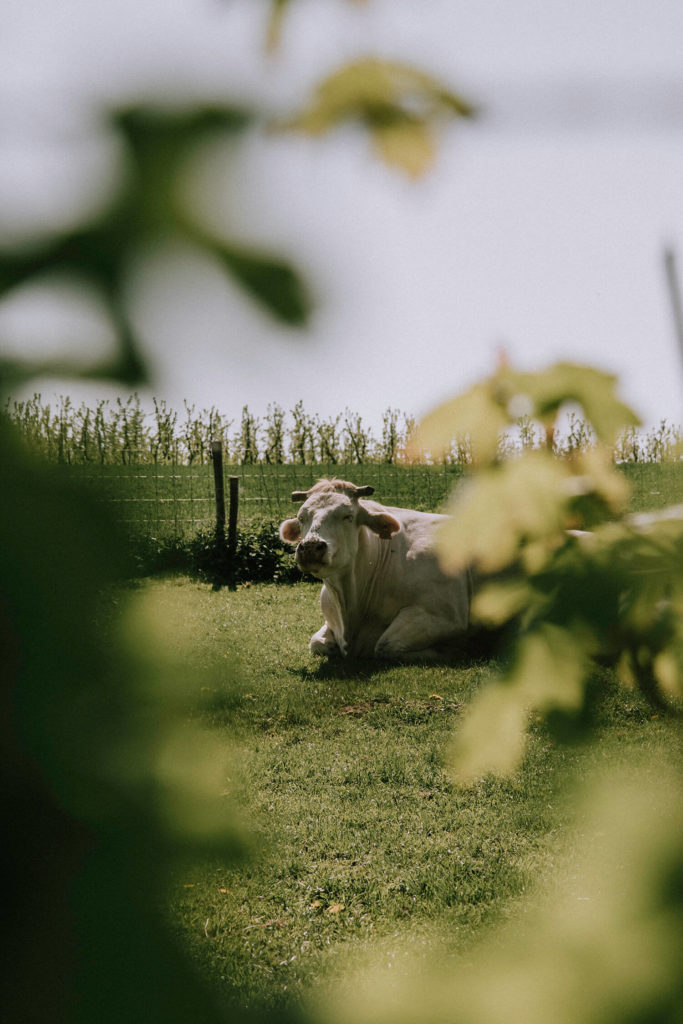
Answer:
146;577;680;1013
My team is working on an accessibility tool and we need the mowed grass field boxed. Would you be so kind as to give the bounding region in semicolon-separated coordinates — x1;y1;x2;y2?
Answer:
137;575;679;1015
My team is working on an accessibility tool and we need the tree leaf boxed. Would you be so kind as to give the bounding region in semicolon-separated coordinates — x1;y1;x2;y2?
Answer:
410;383;508;463
210;241;312;326
449;625;589;783
502;362;640;441
266;0;291;53
436;453;572;574
471;579;536;627
448;682;529;784
283;58;475;176
508;625;589;712
372;116;436;179
265;0;370;53
0;103;313;384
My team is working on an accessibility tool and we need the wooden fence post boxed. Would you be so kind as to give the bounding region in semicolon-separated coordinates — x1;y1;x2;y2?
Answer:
211;443;239;585
210;441;226;538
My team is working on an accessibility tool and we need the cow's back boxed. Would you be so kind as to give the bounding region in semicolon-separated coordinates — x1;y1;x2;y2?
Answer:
359;504;468;619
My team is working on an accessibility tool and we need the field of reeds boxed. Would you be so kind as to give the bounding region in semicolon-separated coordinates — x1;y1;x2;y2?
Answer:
6;393;682;467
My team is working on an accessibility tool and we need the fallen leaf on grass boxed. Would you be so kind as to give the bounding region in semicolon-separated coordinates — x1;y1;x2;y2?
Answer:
327;903;345;915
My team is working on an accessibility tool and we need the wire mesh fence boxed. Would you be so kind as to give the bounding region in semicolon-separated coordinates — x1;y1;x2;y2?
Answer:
66;453;217;537
64;449;468;538
59;447;682;541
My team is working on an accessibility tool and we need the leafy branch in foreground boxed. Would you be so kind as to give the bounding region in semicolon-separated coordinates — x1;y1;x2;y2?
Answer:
0;105;311;393
414;361;682;782
284;57;476;178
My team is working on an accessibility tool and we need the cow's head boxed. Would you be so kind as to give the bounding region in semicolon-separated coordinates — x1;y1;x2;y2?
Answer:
279;479;400;577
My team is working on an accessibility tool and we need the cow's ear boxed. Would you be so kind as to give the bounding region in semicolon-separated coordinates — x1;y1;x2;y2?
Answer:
280;518;302;544
359;509;400;540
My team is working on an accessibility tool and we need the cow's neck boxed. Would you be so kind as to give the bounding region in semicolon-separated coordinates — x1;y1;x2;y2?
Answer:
323;528;388;655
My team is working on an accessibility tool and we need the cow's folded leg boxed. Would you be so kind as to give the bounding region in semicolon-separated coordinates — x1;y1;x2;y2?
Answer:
374;606;454;662
309;623;343;657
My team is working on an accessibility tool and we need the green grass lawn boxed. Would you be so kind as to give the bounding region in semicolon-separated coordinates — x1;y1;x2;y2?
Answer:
133;577;678;1014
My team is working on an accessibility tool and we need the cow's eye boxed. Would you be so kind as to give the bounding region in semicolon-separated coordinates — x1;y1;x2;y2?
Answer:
343;513;354;522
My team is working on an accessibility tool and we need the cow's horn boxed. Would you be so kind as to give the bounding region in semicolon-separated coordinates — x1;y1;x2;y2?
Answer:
291;490;309;502
354;485;375;497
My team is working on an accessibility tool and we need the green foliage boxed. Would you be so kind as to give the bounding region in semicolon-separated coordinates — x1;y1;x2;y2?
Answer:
314;413;343;464
290;399;315;465
284;58;475;178
615;418;683;463
0;105;310;391
1;13;681;1023
264;403;286;464
265;0;369;54
236;405;260;465
414;361;640;464
415;360;683;782
0;418;252;1023
189;522;299;586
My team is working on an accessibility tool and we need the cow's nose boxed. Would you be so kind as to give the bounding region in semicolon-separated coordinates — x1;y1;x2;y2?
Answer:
299;539;327;562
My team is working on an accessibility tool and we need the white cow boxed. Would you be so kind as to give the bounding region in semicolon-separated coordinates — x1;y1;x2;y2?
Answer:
279;478;473;660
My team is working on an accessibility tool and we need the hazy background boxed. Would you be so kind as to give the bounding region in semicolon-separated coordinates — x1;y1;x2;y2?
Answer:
1;0;682;430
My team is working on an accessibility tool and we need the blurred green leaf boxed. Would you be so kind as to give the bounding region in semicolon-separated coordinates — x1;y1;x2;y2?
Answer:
265;0;370;52
449;624;589;782
447;682;530;784
284;58;475;177
508;623;590;712
210;240;312;325
410;382;508;463
1;415;251;1021
371;114;436;179
471;578;537;627
421;359;678;768
265;0;290;52
436;453;571;574
0;104;313;393
413;361;640;466
502;362;640;442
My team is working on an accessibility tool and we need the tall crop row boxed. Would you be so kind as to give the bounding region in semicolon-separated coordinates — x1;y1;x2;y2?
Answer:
4;394;681;466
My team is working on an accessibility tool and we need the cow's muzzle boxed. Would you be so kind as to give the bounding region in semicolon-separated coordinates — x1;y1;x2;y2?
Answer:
296;538;328;570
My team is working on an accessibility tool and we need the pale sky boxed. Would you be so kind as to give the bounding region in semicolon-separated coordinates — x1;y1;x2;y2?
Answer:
1;0;683;432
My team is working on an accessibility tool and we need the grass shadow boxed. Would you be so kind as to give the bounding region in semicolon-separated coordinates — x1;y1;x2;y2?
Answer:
290;642;498;684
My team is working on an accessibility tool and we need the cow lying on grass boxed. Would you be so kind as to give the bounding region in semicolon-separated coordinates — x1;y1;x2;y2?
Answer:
279;478;473;661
